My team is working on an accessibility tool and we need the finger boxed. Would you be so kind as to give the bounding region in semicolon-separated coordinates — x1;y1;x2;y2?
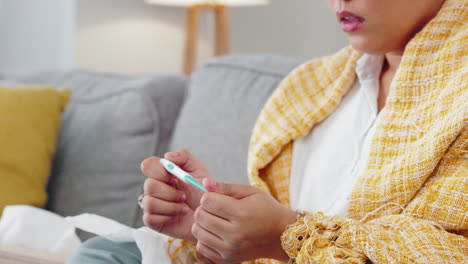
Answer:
200;192;239;220
142;196;188;216
192;223;224;254
210;181;259;199
141;157;171;183
164;149;207;174
144;178;186;202
142;213;172;231
194;207;231;238
196;241;223;263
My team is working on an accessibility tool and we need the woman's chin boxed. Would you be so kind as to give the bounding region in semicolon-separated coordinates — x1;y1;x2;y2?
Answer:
349;42;385;55
348;36;406;55
347;37;389;55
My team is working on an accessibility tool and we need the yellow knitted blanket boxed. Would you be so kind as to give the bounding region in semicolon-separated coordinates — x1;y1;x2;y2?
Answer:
246;0;467;263
167;1;467;263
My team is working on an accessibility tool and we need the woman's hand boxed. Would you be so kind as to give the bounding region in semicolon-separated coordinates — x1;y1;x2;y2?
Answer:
140;149;212;242
192;181;297;263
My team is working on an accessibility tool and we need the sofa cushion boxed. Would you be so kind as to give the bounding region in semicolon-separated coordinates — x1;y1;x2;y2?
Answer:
0;86;70;216
0;70;186;228
169;54;307;185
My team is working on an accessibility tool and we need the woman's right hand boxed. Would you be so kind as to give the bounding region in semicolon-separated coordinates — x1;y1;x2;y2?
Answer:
140;149;212;242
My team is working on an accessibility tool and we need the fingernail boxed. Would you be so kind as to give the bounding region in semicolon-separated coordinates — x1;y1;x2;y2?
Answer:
169;178;176;186
172;151;181;158
182;206;189;214
203;178;217;192
164;152;180;160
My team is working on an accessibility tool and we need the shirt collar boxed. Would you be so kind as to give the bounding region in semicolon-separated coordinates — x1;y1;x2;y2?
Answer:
356;54;385;82
355;54;385;115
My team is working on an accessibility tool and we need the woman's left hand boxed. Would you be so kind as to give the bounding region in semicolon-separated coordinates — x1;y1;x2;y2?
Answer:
192;180;297;263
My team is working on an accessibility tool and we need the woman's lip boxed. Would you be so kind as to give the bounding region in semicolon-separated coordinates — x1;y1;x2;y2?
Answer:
341;20;364;33
337;11;365;33
337;11;364;20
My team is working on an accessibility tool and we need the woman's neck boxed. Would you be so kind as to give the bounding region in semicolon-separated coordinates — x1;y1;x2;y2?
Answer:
384;51;403;73
378;51;403;112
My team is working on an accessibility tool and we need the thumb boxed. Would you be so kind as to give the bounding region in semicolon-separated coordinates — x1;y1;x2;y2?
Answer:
164;149;207;174
203;179;258;199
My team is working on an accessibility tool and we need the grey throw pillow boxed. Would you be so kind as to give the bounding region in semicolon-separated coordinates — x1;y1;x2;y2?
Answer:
0;70;187;229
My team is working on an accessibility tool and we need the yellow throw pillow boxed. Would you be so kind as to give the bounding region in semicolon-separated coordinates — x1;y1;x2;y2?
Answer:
0;86;71;215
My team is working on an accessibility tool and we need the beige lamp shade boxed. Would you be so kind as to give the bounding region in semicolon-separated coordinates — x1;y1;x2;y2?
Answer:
144;0;269;7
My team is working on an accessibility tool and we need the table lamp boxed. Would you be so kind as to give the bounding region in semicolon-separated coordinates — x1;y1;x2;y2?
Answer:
145;0;269;75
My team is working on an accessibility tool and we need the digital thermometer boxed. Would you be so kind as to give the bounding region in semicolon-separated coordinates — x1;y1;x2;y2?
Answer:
160;158;207;192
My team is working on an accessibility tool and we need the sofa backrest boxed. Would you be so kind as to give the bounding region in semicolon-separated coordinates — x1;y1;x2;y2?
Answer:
0;70;186;229
169;54;307;185
0;53;307;231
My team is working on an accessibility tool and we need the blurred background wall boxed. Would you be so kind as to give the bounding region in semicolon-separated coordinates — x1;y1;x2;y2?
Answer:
0;0;347;74
0;0;75;74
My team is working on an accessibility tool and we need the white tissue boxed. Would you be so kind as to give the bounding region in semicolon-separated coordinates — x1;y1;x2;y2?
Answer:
0;205;81;255
0;206;172;263
65;214;172;264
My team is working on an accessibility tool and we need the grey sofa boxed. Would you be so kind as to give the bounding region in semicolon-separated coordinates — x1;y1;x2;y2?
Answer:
0;54;307;235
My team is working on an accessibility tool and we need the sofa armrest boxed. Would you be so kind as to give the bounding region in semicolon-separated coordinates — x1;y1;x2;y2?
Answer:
0;245;69;264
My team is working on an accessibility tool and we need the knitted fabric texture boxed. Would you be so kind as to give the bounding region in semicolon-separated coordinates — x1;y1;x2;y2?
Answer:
246;0;467;263
168;0;467;263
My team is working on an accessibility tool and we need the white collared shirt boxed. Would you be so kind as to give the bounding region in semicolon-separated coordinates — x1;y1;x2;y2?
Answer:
290;54;384;217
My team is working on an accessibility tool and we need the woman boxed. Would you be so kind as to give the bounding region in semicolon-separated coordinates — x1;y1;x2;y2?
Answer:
71;0;467;263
